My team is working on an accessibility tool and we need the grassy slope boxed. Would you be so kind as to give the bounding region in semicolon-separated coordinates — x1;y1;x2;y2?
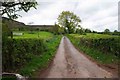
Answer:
67;33;118;64
14;31;62;77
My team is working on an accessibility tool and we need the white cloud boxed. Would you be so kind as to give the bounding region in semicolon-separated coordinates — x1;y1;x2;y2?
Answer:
16;0;119;32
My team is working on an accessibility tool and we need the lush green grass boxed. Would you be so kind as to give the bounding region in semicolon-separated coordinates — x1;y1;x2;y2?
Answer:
70;33;119;39
19;35;62;77
13;31;53;40
67;34;118;64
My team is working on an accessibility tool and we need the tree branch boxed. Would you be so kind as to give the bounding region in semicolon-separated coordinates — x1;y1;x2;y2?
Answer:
2;2;30;7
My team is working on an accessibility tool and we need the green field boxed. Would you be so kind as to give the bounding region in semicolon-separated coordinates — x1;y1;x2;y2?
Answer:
13;31;53;40
69;33;119;39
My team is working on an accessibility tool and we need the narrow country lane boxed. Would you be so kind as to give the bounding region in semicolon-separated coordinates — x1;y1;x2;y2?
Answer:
38;36;113;78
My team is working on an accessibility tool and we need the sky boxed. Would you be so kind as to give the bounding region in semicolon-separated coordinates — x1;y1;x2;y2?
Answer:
14;0;119;32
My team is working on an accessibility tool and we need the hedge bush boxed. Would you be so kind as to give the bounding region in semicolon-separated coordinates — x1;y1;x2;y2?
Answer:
68;35;120;56
2;38;46;72
79;37;120;56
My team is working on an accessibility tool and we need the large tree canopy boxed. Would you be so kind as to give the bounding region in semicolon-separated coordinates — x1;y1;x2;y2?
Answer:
57;11;81;34
1;0;38;19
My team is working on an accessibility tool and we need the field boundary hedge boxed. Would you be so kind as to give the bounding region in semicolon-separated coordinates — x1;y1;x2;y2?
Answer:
2;38;45;72
67;35;119;64
79;37;120;56
68;34;120;56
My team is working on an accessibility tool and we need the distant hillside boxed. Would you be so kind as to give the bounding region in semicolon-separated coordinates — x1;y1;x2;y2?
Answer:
2;17;26;28
2;17;54;29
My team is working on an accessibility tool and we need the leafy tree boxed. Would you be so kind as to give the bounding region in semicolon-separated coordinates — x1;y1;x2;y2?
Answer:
114;30;118;33
76;28;84;34
57;11;81;34
104;29;110;33
50;23;60;35
85;29;91;33
1;0;38;19
58;27;65;34
92;30;97;33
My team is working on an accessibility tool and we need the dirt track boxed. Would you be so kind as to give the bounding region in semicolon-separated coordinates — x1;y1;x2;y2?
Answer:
39;36;113;78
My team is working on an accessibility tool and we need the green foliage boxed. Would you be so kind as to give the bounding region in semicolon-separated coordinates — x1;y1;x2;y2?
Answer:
57;11;81;34
2;38;45;72
75;28;85;34
79;38;120;56
92;30;97;33
104;29;110;34
58;27;65;34
19;35;62;76
85;28;91;33
114;30;118;33
3;31;62;77
67;34;119;64
112;32;120;36
50;23;60;35
2;22;13;40
18;26;30;31
69;33;120;56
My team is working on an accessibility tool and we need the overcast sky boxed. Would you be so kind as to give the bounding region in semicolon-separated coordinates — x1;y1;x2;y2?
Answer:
15;0;119;32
